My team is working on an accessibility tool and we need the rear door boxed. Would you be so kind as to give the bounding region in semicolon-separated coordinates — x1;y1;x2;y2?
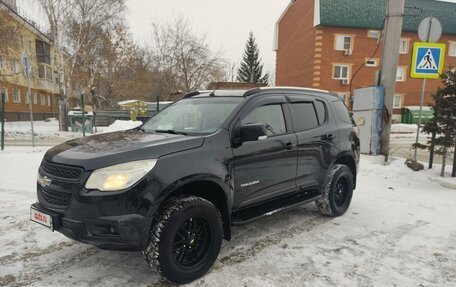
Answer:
232;95;298;208
287;94;337;190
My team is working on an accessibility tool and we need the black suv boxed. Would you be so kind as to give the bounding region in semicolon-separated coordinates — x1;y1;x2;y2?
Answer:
30;87;359;284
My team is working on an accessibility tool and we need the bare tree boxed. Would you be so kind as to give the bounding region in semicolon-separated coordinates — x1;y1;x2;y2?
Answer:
0;8;23;80
39;0;125;129
39;0;74;130
150;17;225;96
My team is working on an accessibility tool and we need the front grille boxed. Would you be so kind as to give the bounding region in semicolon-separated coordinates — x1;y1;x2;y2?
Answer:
41;161;83;180
40;188;72;207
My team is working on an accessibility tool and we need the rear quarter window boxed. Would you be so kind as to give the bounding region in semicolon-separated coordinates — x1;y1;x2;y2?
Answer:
314;100;327;124
332;100;353;124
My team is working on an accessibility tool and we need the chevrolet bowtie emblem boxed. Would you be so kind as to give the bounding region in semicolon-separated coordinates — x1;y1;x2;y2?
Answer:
38;175;52;188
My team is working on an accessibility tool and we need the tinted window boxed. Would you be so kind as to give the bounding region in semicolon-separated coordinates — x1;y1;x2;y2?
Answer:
291;102;319;131
242;104;286;136
314;100;327;124
333;100;353;123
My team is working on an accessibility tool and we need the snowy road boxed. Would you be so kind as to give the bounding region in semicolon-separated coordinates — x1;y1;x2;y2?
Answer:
0;147;455;286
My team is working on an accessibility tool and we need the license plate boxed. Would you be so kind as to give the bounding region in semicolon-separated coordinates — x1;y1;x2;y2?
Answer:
30;207;53;231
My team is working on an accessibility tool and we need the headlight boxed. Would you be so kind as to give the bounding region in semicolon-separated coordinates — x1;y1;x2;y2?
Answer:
85;159;157;191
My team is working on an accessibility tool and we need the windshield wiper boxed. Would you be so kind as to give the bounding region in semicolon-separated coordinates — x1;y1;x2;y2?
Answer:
155;129;188;135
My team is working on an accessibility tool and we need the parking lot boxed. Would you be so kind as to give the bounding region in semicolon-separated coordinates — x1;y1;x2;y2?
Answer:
0;147;455;287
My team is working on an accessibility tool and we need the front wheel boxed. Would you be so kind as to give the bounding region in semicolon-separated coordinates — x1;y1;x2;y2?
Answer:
315;164;354;217
143;196;223;284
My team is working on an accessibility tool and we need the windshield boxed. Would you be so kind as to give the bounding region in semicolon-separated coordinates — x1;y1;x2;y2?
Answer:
142;97;243;134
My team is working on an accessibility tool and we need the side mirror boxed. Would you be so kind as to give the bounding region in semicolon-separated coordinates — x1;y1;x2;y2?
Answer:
240;123;268;142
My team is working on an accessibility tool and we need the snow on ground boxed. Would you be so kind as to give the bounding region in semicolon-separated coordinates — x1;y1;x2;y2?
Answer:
3;119;81;141
0;148;456;286
96;120;142;133
2;120;142;142
391;123;418;133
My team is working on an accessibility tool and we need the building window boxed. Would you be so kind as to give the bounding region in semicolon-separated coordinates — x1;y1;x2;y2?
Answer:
47;95;51;106
13;89;21;103
11;60;18;73
449;42;456;57
399;38;409;54
1;87;8;102
333;64;350;79
38;64;45;79
38;64;54;81
335;35;352;51
46;67;53;81
396;66;406;81
40;94;45;106
26;93;30;104
367;30;380;39
393;95;403;108
365;58;379;67
33;93;37;105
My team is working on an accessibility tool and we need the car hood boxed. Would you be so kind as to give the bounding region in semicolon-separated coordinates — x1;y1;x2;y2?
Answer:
44;131;205;170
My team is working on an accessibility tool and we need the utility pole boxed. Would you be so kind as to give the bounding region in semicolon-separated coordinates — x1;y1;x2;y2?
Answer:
379;0;405;162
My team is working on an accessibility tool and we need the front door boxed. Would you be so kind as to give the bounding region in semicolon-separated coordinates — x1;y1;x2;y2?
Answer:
232;95;298;208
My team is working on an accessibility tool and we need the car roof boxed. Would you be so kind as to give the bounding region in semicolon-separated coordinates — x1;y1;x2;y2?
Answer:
184;87;340;100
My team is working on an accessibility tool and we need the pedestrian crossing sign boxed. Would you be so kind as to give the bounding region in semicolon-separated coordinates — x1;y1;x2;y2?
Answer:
410;42;446;79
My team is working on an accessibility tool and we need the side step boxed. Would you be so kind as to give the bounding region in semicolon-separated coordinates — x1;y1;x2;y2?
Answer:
231;189;321;226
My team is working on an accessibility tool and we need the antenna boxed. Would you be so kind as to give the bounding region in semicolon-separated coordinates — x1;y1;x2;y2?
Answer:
209;82;220;96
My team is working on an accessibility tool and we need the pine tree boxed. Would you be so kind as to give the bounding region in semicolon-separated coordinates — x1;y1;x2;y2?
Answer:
236;32;269;84
419;70;456;177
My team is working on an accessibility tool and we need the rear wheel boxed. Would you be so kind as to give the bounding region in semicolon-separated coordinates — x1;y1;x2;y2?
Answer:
315;164;353;217
143;196;223;284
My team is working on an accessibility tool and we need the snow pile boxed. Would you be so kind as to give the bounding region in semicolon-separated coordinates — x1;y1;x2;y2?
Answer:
1;120;143;142
2;120;81;141
391;124;418;133
98;120;142;133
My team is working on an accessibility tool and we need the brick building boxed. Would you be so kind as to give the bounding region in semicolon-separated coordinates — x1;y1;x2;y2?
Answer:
275;0;456;121
0;0;59;121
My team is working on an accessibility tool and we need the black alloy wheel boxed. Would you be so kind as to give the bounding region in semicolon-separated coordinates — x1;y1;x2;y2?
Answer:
334;178;349;207
315;164;354;217
173;217;211;268
143;196;223;284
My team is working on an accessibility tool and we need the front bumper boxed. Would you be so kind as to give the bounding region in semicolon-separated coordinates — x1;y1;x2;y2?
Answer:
31;202;150;251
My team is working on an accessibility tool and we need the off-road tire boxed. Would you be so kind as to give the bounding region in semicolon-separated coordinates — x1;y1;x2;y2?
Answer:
315;164;353;217
143;196;223;284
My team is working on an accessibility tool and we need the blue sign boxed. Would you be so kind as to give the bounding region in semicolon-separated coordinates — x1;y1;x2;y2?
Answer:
411;43;446;79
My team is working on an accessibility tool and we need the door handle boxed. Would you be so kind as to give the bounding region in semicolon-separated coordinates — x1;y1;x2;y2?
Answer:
285;142;295;150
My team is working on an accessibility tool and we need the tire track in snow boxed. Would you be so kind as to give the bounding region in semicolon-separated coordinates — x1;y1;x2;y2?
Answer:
215;215;332;268
8;245;100;287
0;241;77;266
358;220;430;287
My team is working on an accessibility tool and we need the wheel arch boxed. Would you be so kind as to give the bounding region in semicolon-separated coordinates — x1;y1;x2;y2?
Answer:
153;175;232;241
333;153;357;189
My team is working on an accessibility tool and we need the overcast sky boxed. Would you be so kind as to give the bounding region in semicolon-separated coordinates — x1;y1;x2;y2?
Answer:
126;0;290;76
17;0;456;78
19;0;290;76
